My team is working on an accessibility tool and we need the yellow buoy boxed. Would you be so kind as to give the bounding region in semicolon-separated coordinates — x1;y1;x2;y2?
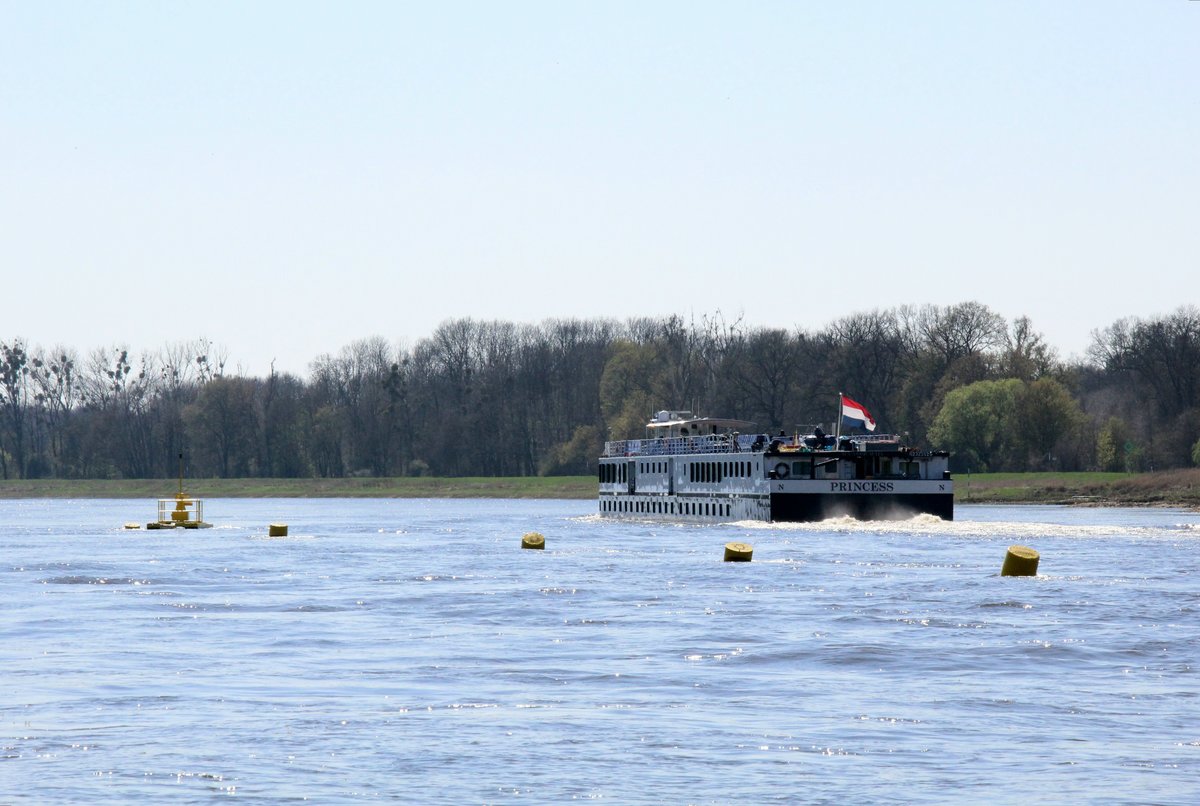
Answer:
268;523;288;537
521;532;545;550
723;541;753;562
1001;545;1040;577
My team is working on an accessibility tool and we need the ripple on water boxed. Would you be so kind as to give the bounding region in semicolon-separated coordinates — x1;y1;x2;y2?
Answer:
2;499;1199;803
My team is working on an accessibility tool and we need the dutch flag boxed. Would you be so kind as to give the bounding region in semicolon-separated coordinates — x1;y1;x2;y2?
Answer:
840;394;877;432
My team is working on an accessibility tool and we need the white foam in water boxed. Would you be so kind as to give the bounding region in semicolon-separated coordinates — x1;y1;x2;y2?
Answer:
734;514;1199;541
580;510;1200;540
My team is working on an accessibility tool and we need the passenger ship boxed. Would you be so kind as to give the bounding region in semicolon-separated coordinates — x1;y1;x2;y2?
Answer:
598;409;953;522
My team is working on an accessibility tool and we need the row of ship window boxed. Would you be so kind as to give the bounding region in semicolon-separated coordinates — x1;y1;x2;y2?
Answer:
688;460;753;483
598;463;628;484
600;498;735;517
598;460;758;484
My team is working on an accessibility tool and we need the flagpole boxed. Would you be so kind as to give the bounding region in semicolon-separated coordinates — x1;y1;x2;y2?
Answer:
835;391;842;442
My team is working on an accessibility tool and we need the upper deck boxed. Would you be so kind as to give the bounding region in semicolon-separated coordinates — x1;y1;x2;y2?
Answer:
600;409;948;463
601;431;933;458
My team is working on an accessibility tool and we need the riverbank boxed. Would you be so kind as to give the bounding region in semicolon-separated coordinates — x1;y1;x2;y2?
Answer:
0;476;596;499
956;469;1200;509
1;470;1197;509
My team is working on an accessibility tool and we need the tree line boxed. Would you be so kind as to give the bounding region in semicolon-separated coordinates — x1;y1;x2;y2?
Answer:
2;302;1198;480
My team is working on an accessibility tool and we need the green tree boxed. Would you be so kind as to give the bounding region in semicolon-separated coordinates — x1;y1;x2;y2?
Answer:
599;340;666;440
1095;417;1131;472
1013;377;1085;470
539;425;603;476
928;379;1023;471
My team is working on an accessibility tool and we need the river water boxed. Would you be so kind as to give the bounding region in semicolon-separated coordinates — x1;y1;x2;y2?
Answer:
1;498;1198;803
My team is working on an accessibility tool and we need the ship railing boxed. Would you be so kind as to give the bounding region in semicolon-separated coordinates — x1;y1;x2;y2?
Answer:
603;433;766;458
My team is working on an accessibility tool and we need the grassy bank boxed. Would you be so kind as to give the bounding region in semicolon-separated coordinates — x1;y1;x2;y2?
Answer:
956;469;1200;509
2;471;1198;509
0;476;597;500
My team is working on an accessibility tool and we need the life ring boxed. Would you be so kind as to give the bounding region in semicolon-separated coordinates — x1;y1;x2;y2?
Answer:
774;462;790;479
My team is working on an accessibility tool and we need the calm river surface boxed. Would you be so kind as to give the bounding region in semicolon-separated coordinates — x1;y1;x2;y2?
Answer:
2;498;1198;803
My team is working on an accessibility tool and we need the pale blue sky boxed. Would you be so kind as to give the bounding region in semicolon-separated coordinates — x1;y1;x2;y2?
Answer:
3;1;1196;375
